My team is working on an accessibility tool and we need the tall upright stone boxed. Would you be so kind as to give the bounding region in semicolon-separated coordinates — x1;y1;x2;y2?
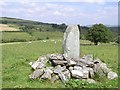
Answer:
62;25;80;58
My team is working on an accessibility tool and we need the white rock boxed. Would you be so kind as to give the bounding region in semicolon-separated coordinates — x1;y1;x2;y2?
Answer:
107;71;118;80
73;66;82;70
81;68;89;79
29;69;44;79
71;70;83;79
58;72;68;83
31;62;45;70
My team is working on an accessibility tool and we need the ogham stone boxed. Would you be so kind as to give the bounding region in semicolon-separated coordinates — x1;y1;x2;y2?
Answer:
62;25;80;58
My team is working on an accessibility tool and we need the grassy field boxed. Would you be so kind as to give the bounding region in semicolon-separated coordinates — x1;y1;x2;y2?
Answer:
2;31;63;43
2;40;118;88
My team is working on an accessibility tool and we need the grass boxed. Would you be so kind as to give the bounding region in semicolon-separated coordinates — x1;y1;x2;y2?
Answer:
2;31;33;43
2;40;118;88
2;31;63;43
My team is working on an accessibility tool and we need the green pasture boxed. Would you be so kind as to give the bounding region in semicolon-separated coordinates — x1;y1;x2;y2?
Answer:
2;40;118;88
2;31;63;43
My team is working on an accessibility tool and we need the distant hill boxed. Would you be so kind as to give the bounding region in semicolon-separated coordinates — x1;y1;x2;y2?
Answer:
0;17;118;35
0;17;67;32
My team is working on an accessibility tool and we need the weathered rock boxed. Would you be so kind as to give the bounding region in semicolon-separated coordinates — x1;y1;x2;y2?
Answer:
62;25;80;58
78;59;94;68
58;72;68;83
63;69;71;79
31;61;45;70
29;69;44;79
73;66;82;70
51;60;67;65
76;61;86;68
69;66;74;71
107;71;118;80
65;57;76;66
53;65;66;74
81;68;89;79
71;70;83;79
100;63;111;74
51;74;59;83
82;54;93;62
86;79;96;84
37;56;48;64
94;58;102;64
46;66;54;70
41;68;53;80
88;68;94;78
49;54;64;60
37;62;45;69
93;63;105;78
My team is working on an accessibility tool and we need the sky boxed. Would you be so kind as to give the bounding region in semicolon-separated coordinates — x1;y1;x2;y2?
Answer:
0;0;119;26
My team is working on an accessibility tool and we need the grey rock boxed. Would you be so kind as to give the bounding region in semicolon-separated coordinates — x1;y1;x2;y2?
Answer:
78;58;94;68
52;60;67;65
51;74;59;83
54;65;66;74
76;61;86;68
107;71;118;80
71;70;83;79
49;54;64;60
31;61;45;70
69;66;74;71
81;68;89;79
94;58;102;64
41;68;53;80
88;68;94;78
100;63;111;74
37;56;48;64
63;69;71;79
37;62;45;69
29;69;44;79
73;66;82;70
93;63;105;78
46;67;54;70
86;79;96;84
62;25;80;58
82;54;93;62
65;57;77;66
58;72;68;83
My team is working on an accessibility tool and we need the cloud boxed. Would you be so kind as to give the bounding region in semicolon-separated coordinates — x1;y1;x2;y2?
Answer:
1;1;118;25
53;11;62;15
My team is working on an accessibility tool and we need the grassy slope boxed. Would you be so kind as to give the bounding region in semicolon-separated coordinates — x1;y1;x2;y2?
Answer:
2;40;118;88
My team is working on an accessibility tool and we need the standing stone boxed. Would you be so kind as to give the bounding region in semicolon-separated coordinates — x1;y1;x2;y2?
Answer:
62;25;80;58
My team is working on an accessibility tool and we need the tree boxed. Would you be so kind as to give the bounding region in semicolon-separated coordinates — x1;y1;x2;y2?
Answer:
86;24;112;45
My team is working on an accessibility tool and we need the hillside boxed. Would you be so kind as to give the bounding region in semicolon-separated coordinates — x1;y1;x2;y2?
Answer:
0;17;118;33
0;17;67;32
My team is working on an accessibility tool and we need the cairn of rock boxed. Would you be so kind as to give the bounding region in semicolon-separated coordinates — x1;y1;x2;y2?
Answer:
29;25;118;83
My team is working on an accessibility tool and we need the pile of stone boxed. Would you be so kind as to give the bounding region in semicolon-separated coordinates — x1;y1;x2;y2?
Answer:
29;25;118;84
29;54;118;83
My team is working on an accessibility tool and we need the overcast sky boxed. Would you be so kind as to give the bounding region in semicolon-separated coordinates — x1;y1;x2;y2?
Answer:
0;0;119;26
